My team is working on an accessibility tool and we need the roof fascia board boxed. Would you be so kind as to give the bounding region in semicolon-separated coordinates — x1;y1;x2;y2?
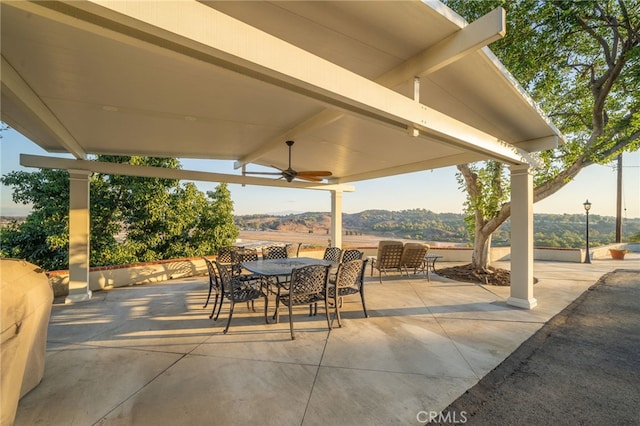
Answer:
66;0;532;166
478;48;564;144
1;56;87;159
20;154;355;192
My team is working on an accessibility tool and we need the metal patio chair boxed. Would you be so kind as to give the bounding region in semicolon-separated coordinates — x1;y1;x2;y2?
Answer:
327;259;369;327
275;264;331;340
214;259;268;334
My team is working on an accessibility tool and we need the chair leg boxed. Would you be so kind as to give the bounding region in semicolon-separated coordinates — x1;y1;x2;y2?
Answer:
203;282;213;308
214;295;225;321
275;293;282;324
324;299;332;331
334;295;343;328
263;294;269;324
288;303;295;340
223;300;235;334
360;289;369;318
209;293;220;319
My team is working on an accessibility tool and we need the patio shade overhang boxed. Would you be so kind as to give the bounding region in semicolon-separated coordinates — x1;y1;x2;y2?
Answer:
1;0;562;185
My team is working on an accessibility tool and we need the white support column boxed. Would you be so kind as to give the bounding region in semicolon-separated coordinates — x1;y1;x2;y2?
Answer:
508;164;536;309
330;190;343;248
65;170;92;303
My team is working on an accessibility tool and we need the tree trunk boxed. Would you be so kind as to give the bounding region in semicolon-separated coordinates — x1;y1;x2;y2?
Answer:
472;227;492;272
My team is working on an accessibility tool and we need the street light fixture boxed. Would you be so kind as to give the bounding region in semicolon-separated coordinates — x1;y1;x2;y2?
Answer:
583;199;592;264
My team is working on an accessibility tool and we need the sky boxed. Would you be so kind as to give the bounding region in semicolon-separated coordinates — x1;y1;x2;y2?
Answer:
1;127;639;219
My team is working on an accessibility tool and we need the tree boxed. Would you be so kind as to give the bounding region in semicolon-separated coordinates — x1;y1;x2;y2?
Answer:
198;183;240;251
0;169;70;270
443;0;640;272
1;156;239;270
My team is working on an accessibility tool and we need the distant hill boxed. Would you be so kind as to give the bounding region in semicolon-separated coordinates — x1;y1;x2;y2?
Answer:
235;209;640;248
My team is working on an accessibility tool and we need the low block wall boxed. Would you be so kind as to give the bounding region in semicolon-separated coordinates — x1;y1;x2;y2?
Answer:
48;257;209;298
47;243;639;297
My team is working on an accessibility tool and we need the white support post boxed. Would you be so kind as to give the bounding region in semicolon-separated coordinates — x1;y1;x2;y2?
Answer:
330;190;343;249
65;170;92;303
507;164;536;309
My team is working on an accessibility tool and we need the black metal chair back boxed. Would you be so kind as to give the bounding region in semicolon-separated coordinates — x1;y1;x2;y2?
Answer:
262;245;288;260
323;247;343;263
233;247;259;263
216;246;236;264
341;249;364;263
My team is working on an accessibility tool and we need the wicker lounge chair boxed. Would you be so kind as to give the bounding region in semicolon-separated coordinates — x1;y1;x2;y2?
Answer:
400;243;430;276
371;240;404;283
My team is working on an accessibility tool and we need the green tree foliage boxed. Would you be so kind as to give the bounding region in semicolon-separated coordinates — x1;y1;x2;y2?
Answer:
442;0;640;270
1;156;238;270
0;169;70;269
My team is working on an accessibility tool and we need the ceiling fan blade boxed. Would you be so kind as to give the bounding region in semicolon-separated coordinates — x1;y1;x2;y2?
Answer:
296;171;332;177
296;175;324;182
243;171;283;176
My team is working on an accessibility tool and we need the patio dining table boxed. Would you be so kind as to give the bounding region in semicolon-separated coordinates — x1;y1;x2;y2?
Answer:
240;257;334;321
240;257;333;279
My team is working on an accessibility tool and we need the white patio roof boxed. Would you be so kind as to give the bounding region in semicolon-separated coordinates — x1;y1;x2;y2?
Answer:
1;0;562;187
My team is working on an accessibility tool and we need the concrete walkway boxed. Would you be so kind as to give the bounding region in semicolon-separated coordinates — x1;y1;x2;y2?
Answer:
14;256;639;425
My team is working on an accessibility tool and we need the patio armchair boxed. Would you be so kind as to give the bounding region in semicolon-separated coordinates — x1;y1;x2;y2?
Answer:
400;243;430;276
214;259;269;334
275;264;331;340
327;259;369;327
371;240;404;283
231;248;263;293
205;257;253;321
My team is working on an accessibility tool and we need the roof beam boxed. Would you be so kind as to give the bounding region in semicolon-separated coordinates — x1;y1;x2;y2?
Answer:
338;152;484;183
513;135;560;152
377;7;506;88
235;7;507;168
19;154;355;192
1;56;87;159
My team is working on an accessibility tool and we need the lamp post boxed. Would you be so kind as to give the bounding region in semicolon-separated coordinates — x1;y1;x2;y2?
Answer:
583;199;592;264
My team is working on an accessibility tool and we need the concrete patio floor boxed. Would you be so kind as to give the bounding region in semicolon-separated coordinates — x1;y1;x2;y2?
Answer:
15;256;640;425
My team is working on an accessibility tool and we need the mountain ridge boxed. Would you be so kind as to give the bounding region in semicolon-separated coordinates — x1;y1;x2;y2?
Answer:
235;209;640;248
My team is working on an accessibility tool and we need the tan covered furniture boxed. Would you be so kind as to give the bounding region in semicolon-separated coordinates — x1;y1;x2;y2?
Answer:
370;240;404;283
1;259;53;426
